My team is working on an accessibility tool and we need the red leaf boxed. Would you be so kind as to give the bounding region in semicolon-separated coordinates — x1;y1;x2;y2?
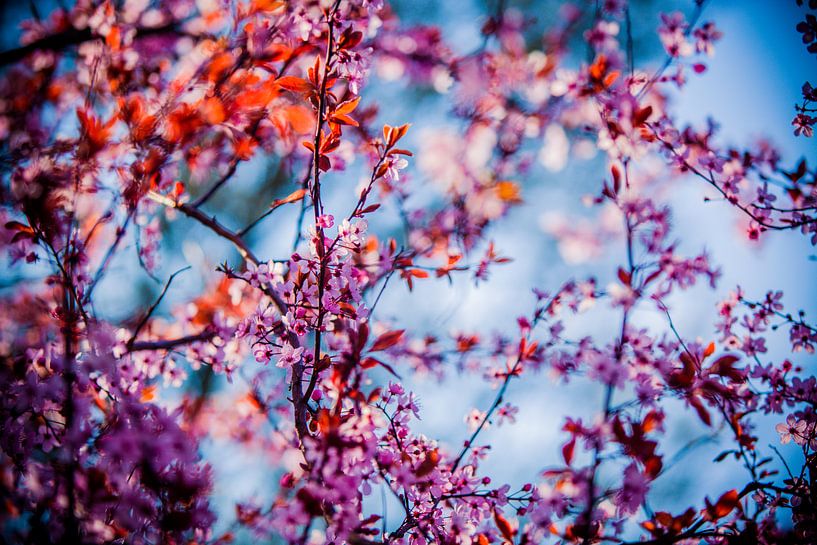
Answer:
233;135;257;160
493;511;516;542
604;71;620;88
708;354;742;382
644;455;663;478
371;330;404;352
359;203;380;215
562;437;576;465
318;155;332;172
5;221;34;234
415;449;439;477
642;410;662;433
704;489;739;521
633;105;653;127
688;395;712;426
611;164;621;194
77;108;116;156
357;322;369;351
360;357;379;369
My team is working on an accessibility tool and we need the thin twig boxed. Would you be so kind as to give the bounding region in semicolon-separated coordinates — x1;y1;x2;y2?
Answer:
126;266;191;349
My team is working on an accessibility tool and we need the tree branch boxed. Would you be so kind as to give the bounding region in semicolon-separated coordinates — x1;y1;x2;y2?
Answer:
0;23;183;68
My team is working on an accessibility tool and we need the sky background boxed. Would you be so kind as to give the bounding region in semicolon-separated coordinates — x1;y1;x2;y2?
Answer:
1;0;815;538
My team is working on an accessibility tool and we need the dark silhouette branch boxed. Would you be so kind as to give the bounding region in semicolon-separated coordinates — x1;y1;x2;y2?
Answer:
0;23;184;68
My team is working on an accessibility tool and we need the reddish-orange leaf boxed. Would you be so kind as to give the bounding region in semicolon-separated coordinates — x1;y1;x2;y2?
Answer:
641;520;657;534
316;409;340;434
318;154;331;172
282;104;314;134
165;104;203;144
642;410;662;433
276;76;313;94
5;221;34;235
644;455;663;478
359;203;380;215
633;105;653;127
77;108;116;156
132;114;157;142
106;25;121;51
495;181;522;203
371;330;405;352
611;164;622;193
708;354;742;382
493;511;516;542
252;0;284;12
271;188;307;209
330;113;359;127
688;395;712;426
415;449;439;477
203;97;226;124
334;96;361;115
207;52;235;82
589;54;607;80
140;385;157;403
704;489;739;521
654;512;674;527
390;123;410;147
361;357;380;369
235;83;278;110
93;392;108;412
361;357;400;378
562;437;576;465
604;71;620;87
233;135;257;160
243;392;264;412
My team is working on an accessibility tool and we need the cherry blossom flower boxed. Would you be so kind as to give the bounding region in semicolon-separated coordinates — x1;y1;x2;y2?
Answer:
465;409;487;432
277;343;304;369
776;415;807;445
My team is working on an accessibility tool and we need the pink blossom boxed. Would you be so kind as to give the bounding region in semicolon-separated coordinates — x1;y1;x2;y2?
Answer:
277;343;304;369
776;415;807;445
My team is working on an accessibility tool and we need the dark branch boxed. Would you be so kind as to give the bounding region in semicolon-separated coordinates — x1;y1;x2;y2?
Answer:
0;23;184;68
